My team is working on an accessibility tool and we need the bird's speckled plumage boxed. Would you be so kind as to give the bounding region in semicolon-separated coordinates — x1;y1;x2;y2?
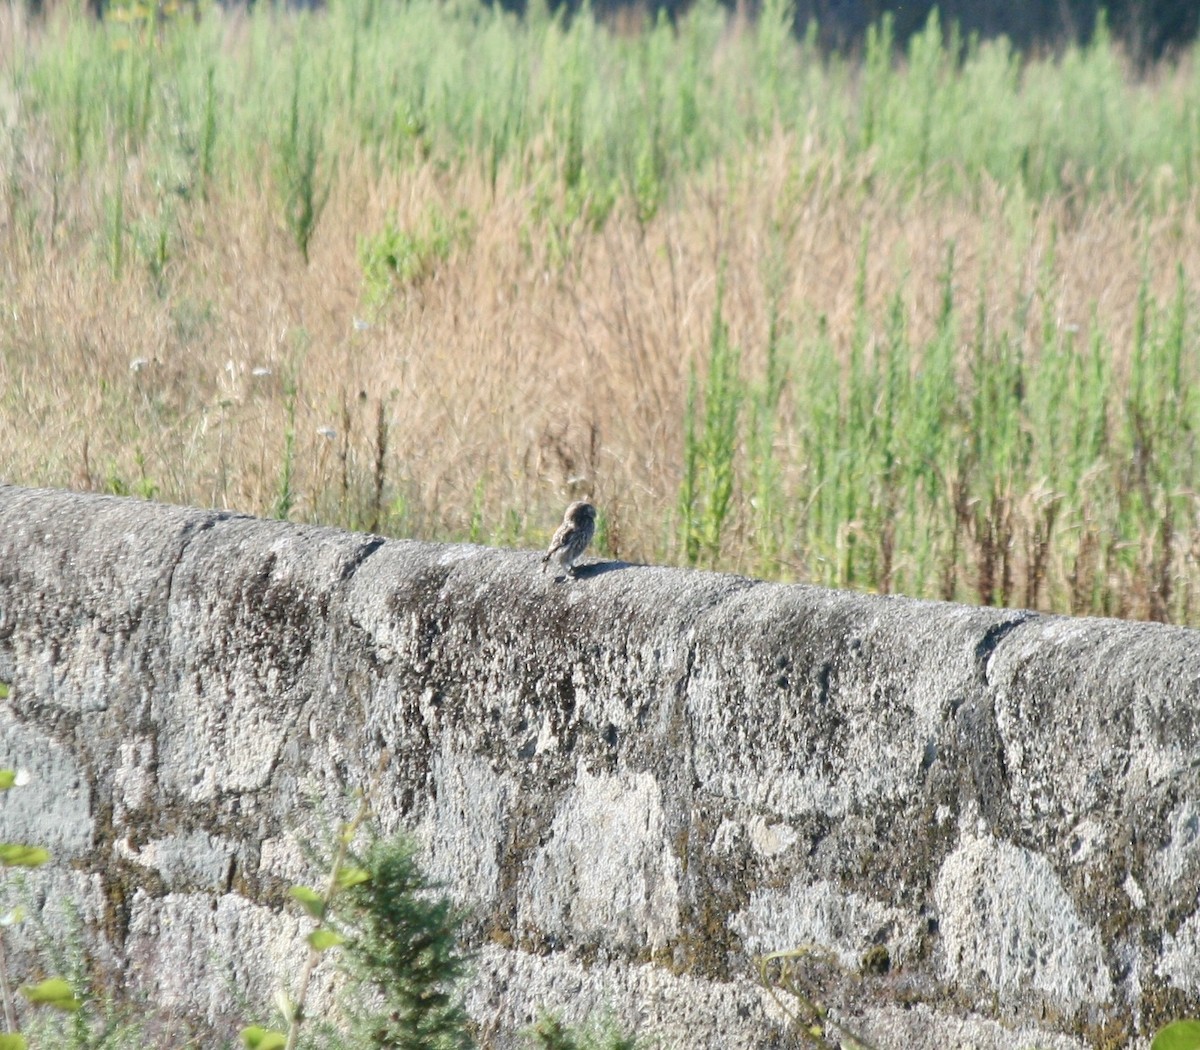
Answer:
541;501;596;577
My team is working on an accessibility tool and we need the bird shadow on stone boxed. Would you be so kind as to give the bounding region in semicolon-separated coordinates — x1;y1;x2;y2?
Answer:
568;560;632;580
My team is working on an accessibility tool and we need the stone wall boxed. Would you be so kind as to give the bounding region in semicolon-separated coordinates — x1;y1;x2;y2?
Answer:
0;483;1197;1047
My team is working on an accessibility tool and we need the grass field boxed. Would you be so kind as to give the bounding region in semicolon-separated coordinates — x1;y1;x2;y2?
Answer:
3;0;1200;620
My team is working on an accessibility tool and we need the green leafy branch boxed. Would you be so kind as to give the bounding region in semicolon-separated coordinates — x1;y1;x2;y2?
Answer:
0;749;83;1050
240;778;375;1050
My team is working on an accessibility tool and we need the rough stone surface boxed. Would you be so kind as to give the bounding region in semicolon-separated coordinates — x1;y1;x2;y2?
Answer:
0;483;1198;1047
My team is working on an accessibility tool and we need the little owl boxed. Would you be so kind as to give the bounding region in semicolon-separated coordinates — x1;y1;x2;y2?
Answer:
541;501;596;578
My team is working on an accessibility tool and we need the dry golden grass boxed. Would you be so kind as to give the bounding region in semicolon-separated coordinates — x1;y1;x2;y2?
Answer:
3;100;1200;614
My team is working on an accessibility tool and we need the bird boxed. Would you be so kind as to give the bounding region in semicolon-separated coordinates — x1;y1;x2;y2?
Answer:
541;501;597;578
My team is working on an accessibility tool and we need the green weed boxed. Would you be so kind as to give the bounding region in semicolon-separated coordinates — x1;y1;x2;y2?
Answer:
272;372;299;522
358;207;473;304
275;54;329;265
526;1013;643;1050
680;279;743;567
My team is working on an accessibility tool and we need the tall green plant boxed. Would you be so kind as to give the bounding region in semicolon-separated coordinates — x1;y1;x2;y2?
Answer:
341;838;471;1050
243;750;469;1050
276;58;329;264
748;248;790;577
680;281;743;567
271;373;299;523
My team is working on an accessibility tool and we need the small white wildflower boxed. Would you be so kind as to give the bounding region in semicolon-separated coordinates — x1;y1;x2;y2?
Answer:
130;358;149;373
251;367;272;378
316;426;337;440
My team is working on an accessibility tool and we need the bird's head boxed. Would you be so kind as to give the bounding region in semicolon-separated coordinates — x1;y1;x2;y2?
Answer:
565;500;597;524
